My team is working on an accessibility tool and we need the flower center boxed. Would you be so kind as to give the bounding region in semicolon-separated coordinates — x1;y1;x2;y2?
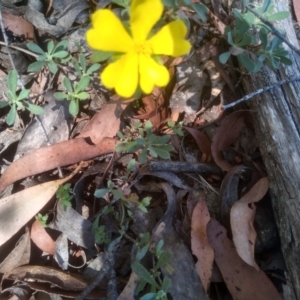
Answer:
134;42;152;55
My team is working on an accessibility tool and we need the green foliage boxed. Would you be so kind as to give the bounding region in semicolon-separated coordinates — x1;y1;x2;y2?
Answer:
92;215;110;245
116;120;174;164
56;183;73;210
0;70;44;125
36;213;48;227
162;0;208;22
71;53;100;79
27;40;70;74
167;120;184;136
220;0;292;72
111;0;131;15
54;75;90;116
133;235;172;300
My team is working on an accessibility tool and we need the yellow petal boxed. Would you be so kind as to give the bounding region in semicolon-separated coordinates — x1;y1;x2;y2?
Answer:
86;10;134;53
149;20;191;57
101;53;139;98
130;0;163;43
139;54;169;94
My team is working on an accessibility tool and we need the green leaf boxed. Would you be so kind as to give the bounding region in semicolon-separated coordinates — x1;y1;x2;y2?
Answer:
63;77;73;93
267;11;289;21
140;294;156;300
54;92;68;100
7;70;18;94
75;76;90;93
47;40;55;54
219;51;231;64
79;53;86;73
17;89;30;101
270;36;283;50
259;28;268;50
54;40;68;53
162;0;176;8
48;61;58;74
278;56;292;65
191;3;208;22
238;54;257;72
161;277;171;292
127;159;136;172
7;90;15;101
86;63;101;75
131;261;160;289
112;189;123;200
28;61;47;72
52;51;69;59
148;146;158;158
153;147;171;160
116;141;142;152
94;188;108;198
139;148;148;164
167;120;174;128
90;51;113;63
111;0;127;7
0;100;9;108
151;135;170;145
25;103;44;115
27;42;45;55
76;92;89;100
156;252;171;269
69;99;79;116
6;105;16;125
71;57;81;75
136;244;150;261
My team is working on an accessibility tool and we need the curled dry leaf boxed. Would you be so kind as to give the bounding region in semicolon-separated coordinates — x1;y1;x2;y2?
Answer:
207;218;282;300
212;111;249;171
191;198;214;292
231;177;269;270
184;127;212;162
0;137;115;194
31;220;56;255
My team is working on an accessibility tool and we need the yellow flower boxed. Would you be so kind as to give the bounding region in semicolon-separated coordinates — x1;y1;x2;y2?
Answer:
86;0;191;98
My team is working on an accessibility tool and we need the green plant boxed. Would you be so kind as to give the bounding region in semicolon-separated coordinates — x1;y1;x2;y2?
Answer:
116;120;174;164
71;52;100;79
54;76;90;116
132;234;172;300
36;213;48;227
0;70;44;125
56;183;73;210
167;120;184;136
220;0;292;72
27;40;70;74
94;180;123;200
111;0;131;16
92;215;110;245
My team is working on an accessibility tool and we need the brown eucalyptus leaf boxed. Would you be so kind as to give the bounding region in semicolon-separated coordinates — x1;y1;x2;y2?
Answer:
191;199;214;292
0;137;115;194
207;219;282;300
231;177;269;270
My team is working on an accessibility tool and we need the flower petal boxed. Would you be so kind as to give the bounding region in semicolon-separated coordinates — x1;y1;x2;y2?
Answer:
139;55;169;94
101;53;139;98
130;0;163;43
86;10;134;53
149;20;191;56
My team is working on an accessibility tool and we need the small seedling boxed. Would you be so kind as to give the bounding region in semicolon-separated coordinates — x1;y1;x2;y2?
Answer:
27;40;70;74
132;235;172;300
0;70;44;125
94;180;123;200
116;120;174;164
167;120;184;136
56;183;73;210
36;213;48;227
92;215;110;245
54;76;90;116
71;52;100;79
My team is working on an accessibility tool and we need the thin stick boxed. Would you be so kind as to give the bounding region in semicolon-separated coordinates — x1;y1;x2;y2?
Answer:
246;5;300;57
222;76;300;110
0;41;38;58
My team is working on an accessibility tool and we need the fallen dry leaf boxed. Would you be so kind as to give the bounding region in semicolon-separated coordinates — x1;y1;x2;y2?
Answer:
0;166;81;247
207;218;282;300
191;199;214;292
184;127;212;162
117;272;139;300
31;220;56;255
0;137;115;194
231;177;269;270
78;102;126;144
212;111;249;171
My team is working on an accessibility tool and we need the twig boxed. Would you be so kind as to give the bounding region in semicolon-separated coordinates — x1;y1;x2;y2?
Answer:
75;252;114;300
106;254;118;300
246;5;300;57
222;76;300;110
0;41;38;58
